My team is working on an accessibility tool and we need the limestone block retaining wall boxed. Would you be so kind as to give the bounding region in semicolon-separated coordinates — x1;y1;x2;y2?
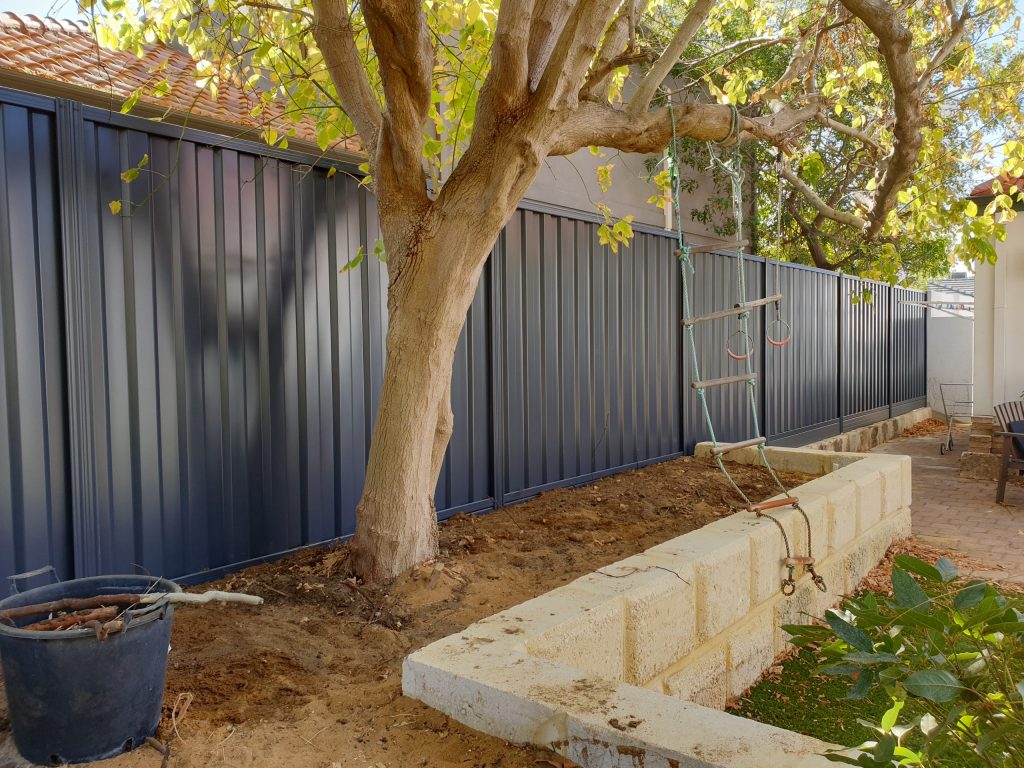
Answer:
404;446;912;768
801;406;934;453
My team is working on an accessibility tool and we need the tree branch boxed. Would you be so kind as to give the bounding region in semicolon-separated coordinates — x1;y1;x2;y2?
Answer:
816;111;883;151
483;0;536;113
527;0;575;92
779;163;868;230
790;202;835;270
362;0;433;186
839;0;922;239
310;0;383;155
918;3;972;86
628;0;716;114
531;0;623;111
579;0;648;101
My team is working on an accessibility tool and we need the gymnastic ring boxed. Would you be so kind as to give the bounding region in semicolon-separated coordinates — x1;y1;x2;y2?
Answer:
726;330;753;361
767;319;793;348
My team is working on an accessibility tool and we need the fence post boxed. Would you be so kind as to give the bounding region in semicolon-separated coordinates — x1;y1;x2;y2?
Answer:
760;258;769;442
887;287;894;417
54;98;95;579
489;233;506;509
836;274;845;434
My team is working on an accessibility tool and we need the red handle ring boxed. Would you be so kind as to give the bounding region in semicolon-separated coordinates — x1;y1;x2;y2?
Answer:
726;330;753;361
767;319;793;348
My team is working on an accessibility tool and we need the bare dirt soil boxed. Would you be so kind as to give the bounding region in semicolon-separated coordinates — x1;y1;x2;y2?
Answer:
0;456;811;768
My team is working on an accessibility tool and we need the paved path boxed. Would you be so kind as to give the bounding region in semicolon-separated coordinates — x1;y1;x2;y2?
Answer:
870;425;1024;582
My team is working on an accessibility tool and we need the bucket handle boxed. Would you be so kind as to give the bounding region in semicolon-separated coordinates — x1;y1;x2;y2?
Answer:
8;565;60;595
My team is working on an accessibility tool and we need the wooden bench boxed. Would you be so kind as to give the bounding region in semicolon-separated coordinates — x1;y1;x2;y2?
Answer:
995;400;1024;503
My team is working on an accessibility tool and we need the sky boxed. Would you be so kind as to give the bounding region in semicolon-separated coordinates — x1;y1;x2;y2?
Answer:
3;0;82;17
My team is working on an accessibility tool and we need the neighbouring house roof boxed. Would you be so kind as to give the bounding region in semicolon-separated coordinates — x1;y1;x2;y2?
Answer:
928;274;974;298
0;12;359;159
970;175;1024;198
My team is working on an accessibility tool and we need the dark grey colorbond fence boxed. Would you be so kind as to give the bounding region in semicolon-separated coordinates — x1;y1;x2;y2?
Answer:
0;86;927;586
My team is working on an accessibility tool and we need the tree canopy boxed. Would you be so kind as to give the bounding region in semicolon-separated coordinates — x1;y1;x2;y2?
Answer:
94;0;1024;280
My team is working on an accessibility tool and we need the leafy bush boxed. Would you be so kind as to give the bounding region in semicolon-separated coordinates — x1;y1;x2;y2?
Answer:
785;555;1024;767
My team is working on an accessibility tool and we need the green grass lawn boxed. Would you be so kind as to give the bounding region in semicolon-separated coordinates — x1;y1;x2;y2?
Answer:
731;647;989;767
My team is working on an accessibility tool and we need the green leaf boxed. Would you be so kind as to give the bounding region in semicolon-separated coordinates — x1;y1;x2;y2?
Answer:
848;669;875;700
340;245;365;273
826;610;874;653
892;568;930;610
894;555;943;582
120;89;141;114
880;700;904;732
903;670;962;703
954;581;988;611
120;168;140;183
870;733;897;763
933;557;958;582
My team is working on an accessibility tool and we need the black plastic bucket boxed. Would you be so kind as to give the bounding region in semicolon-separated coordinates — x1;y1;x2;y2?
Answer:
0;574;180;765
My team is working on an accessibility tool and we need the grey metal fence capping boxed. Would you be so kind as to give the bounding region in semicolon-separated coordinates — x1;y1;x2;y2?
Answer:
0;87;927;586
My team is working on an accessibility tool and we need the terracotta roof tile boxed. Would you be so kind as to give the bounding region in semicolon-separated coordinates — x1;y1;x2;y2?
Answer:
970;175;1024;198
0;12;359;154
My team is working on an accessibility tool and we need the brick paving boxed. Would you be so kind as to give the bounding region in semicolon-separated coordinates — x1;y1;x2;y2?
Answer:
870;424;1024;582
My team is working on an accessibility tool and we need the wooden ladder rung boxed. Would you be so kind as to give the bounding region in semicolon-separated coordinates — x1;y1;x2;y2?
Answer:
784;556;815;567
679;240;750;255
709;436;766;456
747;496;798;513
692;373;757;390
681;294;784;326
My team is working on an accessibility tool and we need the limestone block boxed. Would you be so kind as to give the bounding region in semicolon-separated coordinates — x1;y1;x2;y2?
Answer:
877;459;903;517
525;596;626;681
827;482;858;553
650;528;752;643
611;556;697;685
665;643;729;709
959;451;1001;481
728;610;776;697
774;578;820;653
853;468;883;534
705;514;795;608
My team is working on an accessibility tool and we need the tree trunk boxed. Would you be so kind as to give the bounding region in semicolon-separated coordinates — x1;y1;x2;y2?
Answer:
349;223;489;582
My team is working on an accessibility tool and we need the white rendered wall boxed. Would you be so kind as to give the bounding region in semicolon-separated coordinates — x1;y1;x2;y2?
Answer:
974;215;1024;415
927;315;973;415
525;147;727;243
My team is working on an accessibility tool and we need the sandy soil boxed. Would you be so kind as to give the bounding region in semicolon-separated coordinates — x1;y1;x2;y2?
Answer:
0;456;812;768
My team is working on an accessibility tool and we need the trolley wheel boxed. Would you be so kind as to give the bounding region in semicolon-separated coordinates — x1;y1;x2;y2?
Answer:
940;443;946;455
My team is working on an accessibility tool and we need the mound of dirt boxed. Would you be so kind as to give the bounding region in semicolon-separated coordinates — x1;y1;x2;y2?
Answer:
0;456;813;768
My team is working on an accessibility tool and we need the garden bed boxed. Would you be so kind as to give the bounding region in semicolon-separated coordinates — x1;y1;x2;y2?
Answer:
0;456;808;768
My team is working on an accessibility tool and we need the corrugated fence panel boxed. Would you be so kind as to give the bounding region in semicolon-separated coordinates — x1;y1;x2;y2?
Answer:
0;87;930;584
0;98;72;585
764;264;840;445
66;113;492;579
681;251;763;453
841;276;891;429
891;286;927;412
498;210;680;502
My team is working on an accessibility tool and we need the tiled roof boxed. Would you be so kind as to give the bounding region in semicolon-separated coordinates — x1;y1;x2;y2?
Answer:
927;276;974;297
970;175;1024;198
0;12;356;155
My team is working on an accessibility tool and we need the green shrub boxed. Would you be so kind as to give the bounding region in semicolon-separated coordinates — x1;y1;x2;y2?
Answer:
784;555;1024;767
